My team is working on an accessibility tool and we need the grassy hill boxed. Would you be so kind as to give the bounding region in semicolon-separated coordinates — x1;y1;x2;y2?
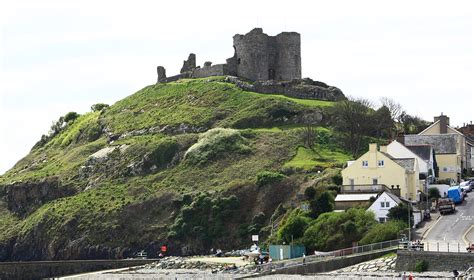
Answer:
0;77;351;260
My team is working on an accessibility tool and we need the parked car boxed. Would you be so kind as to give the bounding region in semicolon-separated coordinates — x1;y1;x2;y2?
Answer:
460;181;471;193
438;198;456;215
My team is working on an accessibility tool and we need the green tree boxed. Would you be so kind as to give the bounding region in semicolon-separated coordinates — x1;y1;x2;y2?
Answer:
359;220;406;244
309;191;335;218
428;187;441;200
91;103;110;112
63;112;80;123
329;98;374;157
277;209;311;244
387;203;413;225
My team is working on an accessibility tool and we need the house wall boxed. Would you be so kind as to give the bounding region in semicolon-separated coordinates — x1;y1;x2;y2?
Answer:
367;192;398;222
436;154;459;181
341;144;416;200
335;200;369;211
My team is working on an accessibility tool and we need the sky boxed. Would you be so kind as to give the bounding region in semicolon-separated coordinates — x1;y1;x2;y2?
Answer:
0;0;473;175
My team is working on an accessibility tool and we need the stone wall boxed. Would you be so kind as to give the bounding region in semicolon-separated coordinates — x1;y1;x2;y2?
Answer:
395;250;473;272
0;259;157;280
192;64;226;78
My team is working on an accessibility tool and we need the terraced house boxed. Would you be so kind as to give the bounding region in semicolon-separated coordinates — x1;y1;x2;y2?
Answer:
341;143;422;201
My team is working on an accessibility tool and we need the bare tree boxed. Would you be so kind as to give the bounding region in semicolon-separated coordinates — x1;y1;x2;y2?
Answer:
380;97;403;122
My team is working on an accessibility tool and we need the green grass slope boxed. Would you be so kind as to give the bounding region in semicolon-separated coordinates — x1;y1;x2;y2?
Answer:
0;77;349;261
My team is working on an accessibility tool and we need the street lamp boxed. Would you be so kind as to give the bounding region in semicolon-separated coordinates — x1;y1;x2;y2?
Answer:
408;198;411;241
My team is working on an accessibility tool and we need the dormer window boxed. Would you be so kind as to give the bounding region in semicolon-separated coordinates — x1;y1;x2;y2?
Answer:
362;160;368;167
378;160;384;167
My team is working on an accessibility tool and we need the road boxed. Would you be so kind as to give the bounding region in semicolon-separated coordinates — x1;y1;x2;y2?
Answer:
423;193;473;251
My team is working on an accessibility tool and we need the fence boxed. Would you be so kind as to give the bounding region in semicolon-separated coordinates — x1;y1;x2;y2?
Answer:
255;239;400;273
422;241;470;253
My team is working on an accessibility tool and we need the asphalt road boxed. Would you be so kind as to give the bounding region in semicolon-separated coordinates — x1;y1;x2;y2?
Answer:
423;193;473;251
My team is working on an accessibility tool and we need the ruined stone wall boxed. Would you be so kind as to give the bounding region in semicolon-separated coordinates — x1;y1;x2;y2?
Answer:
192;64;227;78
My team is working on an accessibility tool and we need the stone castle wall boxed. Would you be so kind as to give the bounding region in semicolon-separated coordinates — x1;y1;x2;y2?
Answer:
157;28;301;83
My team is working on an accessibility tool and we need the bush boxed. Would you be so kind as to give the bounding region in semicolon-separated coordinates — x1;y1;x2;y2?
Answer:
414;260;428;272
64;112;80;123
184;128;251;165
277;209;311;244
256;171;286;187
387;203;413;225
309;191;335;218
143;139;179;170
91;103;110;112
428;187;440;199
332;173;343;185
303;208;376;251
359;220;406;245
304;186;317;200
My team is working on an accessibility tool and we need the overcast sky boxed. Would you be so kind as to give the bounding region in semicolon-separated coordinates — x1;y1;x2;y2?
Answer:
0;0;473;175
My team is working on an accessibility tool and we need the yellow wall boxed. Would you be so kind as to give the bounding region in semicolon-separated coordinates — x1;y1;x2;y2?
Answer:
436;154;459;181
341;144;419;200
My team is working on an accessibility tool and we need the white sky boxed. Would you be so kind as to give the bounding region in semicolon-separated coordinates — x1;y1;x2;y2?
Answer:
0;0;473;175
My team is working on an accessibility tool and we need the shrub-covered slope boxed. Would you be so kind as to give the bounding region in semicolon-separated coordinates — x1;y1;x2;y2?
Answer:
0;77;350;261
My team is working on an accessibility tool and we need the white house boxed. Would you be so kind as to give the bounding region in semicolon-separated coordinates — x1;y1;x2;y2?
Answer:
367;191;401;223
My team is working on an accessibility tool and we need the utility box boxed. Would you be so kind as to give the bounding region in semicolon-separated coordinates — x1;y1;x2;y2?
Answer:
269;244;306;260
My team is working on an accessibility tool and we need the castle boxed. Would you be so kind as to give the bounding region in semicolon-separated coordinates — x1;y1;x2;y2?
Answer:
157;28;301;83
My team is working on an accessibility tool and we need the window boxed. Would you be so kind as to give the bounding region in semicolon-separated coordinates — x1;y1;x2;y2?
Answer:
386;201;390;208
372;178;378;185
378;160;384;167
379;217;386;223
380;201;385;208
362;160;368;167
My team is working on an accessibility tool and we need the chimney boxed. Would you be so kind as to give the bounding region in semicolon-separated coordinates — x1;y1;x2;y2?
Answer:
369;143;377;152
396;135;405;144
437;113;449;134
380;146;388;153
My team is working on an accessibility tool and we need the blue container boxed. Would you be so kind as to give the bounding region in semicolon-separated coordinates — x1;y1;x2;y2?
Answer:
269;244;306;260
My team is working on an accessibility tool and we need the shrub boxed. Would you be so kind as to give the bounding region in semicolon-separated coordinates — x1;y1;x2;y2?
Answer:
256;171;286;187
303;208;376;251
359;220;406;245
277;209;311;244
143;139;179;170
304;186;317;200
387;203;413;225
414;260;428;272
309;191;335;218
428;187;440;199
332;173;343;185
91;103;110;112
64;112;80;123
184;128;251;165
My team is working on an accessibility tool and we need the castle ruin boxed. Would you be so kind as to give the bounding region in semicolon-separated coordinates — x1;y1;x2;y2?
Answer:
157;28;301;83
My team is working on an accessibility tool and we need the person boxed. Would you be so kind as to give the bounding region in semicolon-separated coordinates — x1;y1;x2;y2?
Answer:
302;253;306;265
408;273;413;280
401;272;406;280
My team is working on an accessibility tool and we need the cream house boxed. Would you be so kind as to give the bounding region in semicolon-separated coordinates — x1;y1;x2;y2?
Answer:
341;143;422;201
404;114;469;182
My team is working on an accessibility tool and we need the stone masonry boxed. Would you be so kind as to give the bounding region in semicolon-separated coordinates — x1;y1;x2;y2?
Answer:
157;28;301;83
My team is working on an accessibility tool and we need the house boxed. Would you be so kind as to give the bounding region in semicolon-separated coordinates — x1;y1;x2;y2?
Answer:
341;143;422;201
367;191;402;223
403;114;472;182
368;191;423;227
334;193;376;210
386;140;435;180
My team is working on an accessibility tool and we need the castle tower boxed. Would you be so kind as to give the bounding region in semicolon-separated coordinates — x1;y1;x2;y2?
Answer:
227;28;301;81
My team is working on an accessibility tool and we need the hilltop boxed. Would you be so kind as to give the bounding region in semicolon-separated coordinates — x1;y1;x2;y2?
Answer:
0;77;351;260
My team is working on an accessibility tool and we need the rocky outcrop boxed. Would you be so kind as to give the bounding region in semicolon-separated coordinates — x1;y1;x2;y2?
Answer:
225;76;346;101
3;177;76;216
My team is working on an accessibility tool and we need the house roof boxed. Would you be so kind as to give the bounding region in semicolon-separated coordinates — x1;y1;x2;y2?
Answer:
385;191;402;204
418;120;465;137
404;134;457;154
406;145;432;161
335;194;376;202
380;151;415;172
393;158;415;172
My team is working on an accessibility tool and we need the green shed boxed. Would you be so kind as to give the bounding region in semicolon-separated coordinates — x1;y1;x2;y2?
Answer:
269;244;306;260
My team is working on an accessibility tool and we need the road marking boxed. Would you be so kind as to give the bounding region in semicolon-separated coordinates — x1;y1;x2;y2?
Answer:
462;225;474;246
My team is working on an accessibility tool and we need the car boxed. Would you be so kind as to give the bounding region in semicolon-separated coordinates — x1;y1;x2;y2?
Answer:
460;181;471;193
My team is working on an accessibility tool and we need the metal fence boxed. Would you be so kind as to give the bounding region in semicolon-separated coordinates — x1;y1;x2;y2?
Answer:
422;241;469;253
255;239;400;273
